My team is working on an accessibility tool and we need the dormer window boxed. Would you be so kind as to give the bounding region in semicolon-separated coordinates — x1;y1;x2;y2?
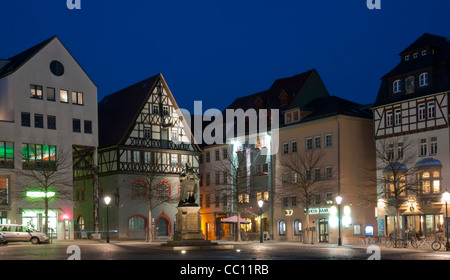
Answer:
285;109;300;124
413;53;418;59
405;55;410;61
393;80;402;93
422;49;427;56
419;72;429;87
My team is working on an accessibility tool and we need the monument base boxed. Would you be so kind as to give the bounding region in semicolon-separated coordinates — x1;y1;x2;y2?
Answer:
173;206;205;241
160;206;233;250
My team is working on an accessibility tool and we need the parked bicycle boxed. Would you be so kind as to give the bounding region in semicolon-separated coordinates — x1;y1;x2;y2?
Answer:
411;236;431;248
385;235;417;248
431;237;450;251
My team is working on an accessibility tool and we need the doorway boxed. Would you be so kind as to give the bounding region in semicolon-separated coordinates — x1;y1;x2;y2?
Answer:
156;217;169;237
318;218;329;243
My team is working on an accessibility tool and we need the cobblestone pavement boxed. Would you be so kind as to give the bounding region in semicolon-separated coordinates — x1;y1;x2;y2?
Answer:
1;239;449;260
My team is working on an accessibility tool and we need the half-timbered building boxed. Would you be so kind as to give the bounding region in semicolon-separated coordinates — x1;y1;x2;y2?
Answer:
373;33;450;239
74;73;201;240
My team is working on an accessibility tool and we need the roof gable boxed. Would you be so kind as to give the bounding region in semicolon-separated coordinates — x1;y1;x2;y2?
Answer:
98;74;160;147
0;36;97;86
98;73;200;152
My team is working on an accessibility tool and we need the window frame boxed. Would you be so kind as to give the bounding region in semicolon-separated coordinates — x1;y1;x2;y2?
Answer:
393;80;402;93
30;84;43;99
419;73;429;87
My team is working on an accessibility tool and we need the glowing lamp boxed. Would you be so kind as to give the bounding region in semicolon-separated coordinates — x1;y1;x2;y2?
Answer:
104;196;111;205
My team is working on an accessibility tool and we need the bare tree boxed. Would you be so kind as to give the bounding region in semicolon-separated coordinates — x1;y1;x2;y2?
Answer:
13;147;73;234
276;149;329;243
210;145;264;241
374;137;419;237
138;165;179;242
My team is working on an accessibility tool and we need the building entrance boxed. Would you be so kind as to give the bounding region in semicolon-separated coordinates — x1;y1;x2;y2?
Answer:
319;218;329;243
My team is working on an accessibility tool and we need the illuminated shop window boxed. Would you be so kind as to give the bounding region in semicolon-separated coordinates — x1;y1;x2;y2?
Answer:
0;141;14;168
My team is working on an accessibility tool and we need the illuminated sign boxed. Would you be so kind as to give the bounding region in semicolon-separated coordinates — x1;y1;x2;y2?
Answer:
26;191;56;198
306;208;330;215
285;210;293;216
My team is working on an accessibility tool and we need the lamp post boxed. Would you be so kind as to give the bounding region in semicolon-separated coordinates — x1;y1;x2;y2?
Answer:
258;199;264;243
442;190;450;251
104;196;111;243
335;195;342;246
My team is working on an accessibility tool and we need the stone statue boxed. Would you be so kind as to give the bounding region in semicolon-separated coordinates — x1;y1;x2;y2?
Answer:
178;162;199;206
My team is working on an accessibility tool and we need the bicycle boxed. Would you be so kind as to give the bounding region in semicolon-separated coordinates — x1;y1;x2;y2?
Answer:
412;236;431;248
431;238;450;251
385;236;417;248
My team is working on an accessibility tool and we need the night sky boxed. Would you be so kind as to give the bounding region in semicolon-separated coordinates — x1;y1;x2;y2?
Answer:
1;1;449;113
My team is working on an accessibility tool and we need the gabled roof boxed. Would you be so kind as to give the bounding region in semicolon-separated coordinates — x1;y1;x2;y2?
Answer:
0;35;97;86
382;33;450;80
399;33;450;55
298;96;373;123
0;36;56;79
225;69;315;112
98;74;160;147
373;33;450;108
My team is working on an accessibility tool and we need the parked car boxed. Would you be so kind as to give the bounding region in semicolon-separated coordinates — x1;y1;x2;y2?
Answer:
0;231;5;244
0;224;50;244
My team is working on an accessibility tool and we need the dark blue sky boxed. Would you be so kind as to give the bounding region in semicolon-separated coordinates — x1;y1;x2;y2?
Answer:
1;1;449;113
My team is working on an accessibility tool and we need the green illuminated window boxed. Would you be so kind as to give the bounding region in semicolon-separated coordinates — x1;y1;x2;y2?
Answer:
0;141;14;168
22;143;57;170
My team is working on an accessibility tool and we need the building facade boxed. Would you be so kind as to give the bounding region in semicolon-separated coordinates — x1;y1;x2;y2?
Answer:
74;73;201;240
274;96;376;244
0;36;98;239
200;69;336;241
372;33;450;239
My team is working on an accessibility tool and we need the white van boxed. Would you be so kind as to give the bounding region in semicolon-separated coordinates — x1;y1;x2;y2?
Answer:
0;224;50;244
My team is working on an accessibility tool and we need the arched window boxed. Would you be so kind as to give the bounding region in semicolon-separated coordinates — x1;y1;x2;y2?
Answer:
77;216;85;230
278;220;286;236
131;180;147;200
293;220;302;236
393;80;402;93
419;73;429;87
156;181;171;201
128;215;147;239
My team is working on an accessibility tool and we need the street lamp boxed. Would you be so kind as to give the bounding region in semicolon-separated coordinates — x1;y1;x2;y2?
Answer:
441;190;450;251
104;196;111;243
335;195;342;246
258;199;264;243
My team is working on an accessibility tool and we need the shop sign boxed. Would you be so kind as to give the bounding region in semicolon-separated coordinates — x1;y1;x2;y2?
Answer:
306;208;330;215
285;210;293;216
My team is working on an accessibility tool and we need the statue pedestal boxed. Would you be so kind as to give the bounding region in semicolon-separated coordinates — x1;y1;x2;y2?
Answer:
173;206;205;241
161;206;233;250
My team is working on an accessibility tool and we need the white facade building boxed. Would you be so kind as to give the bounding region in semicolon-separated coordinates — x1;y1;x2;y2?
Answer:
0;36;98;239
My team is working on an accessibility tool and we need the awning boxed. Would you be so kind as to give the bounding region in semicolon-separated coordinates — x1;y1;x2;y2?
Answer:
415;158;442;169
220;216;251;224
383;163;407;173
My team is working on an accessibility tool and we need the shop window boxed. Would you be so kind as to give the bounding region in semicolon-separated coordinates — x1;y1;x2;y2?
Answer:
293;220;302;236
0;177;9;205
365;225;374;237
420;170;441;194
0;141;14;168
22;143;57;170
278;220;286;236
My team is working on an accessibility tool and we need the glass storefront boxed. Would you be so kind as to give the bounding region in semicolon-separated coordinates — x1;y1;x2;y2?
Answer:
385;214;444;238
22;209;59;234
